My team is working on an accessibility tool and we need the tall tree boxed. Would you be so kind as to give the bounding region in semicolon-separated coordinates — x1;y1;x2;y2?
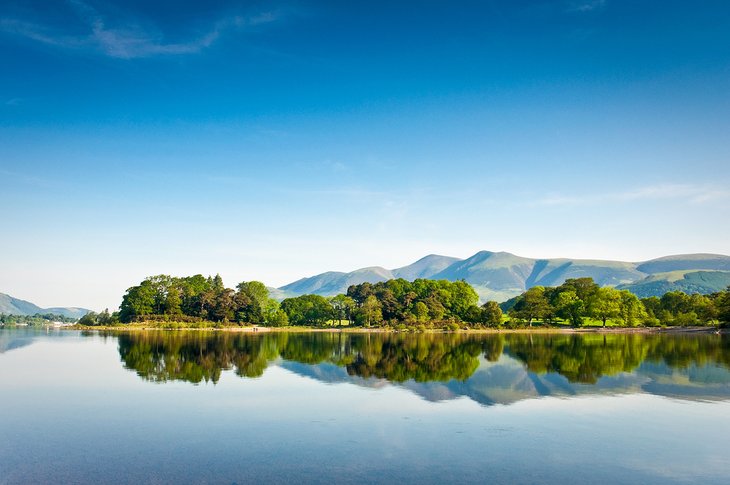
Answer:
482;301;503;327
510;286;550;326
330;294;356;325
591;287;622;327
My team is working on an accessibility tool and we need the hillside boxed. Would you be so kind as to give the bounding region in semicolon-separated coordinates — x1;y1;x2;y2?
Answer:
636;254;730;274
279;267;394;296
275;251;730;302
0;293;90;319
392;254;462;280
617;270;730;298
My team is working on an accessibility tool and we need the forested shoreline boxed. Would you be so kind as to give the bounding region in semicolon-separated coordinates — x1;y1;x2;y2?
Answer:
72;273;730;330
0;313;77;326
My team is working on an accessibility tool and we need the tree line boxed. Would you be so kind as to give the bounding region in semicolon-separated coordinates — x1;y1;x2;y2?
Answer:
114;330;730;386
0;313;77;326
504;277;730;327
83;273;730;328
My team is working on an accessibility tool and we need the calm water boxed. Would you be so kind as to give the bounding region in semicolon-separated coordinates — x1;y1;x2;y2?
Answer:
1;328;729;484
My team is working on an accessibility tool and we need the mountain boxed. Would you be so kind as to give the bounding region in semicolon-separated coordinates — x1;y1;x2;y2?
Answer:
275;251;730;302
617;270;730;298
430;251;539;302
0;293;91;319
636;254;730;274
279;267;394;296
392;254;462;280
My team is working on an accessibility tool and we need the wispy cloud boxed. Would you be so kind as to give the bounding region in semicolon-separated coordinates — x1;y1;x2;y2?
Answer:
0;0;281;59
535;183;730;207
567;0;607;13
0;169;61;189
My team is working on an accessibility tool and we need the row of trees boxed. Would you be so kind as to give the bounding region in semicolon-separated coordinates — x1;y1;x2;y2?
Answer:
110;275;504;328
0;313;76;325
94;274;730;328
111;274;288;325
505;278;730;327
280;279;503;327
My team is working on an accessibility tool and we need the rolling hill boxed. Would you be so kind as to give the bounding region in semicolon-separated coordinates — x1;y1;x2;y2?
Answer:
0;293;90;319
279;254;460;297
275;251;730;302
616;270;730;298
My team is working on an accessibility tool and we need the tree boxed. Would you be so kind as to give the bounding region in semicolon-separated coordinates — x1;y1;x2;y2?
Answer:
236;281;270;309
164;287;183;315
347;282;374;306
555;290;586;326
660;291;692;317
235;281;274;325
618;290;646;327
717;287;730;324
269;309;289;327
358;295;383;327
448;280;479;319
562;278;600;303
330;294;356;325
591;287;622;327
119;281;156;322
78;311;99;326
481;301;503;327
510;286;550;326
413;301;429;322
210;288;235;322
281;295;334;326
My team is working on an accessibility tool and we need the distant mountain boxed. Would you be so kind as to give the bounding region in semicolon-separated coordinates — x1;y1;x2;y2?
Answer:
430;251;539;302
617;270;730;298
275;251;730;302
392;254;462;280
279;267;394;296
0;293;90;319
636;254;730;274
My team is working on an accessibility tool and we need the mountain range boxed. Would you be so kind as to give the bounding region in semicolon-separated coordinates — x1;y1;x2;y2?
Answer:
277;251;730;302
0;293;90;319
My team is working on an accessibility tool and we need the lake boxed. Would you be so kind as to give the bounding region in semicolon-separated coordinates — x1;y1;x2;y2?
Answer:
1;328;729;484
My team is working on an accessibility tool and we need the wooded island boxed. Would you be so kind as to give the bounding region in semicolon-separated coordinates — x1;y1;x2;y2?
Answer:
76;274;730;329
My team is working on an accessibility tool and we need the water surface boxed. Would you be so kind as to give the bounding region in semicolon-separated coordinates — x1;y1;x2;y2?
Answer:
1;328;729;484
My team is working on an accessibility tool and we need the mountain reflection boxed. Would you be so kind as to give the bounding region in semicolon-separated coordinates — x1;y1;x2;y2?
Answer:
114;331;730;405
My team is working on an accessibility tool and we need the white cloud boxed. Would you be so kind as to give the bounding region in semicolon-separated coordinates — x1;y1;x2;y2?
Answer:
0;1;281;59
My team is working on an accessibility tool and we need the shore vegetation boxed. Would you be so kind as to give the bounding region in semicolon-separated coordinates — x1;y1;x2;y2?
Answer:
71;274;730;331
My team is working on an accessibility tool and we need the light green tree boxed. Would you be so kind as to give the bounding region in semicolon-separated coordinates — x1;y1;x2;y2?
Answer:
592;287;622;327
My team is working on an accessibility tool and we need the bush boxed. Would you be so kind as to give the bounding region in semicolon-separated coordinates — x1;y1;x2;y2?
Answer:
674;312;699;326
642;316;661;327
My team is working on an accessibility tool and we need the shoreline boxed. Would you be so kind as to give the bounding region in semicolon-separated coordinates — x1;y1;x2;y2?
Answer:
64;324;724;334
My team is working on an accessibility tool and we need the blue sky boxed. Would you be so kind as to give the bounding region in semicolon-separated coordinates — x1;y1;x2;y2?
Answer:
1;0;729;310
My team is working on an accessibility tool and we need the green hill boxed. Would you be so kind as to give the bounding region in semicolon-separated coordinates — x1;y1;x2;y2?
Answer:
617;270;730;298
0;292;90;319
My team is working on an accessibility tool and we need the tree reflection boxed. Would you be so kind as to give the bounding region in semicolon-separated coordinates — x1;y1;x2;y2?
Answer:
114;331;730;388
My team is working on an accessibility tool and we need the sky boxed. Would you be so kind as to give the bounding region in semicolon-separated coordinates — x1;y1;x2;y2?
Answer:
1;0;729;311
